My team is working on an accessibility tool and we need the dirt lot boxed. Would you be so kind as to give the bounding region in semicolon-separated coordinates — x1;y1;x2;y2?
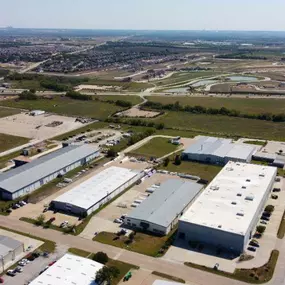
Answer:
0;112;87;140
116;107;160;118
0;228;43;273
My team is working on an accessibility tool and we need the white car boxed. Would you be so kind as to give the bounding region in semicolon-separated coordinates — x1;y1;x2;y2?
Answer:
19;201;27;206
114;218;123;224
18;261;26;266
22;259;30;264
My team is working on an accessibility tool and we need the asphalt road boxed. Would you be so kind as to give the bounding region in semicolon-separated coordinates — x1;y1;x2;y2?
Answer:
1;216;285;285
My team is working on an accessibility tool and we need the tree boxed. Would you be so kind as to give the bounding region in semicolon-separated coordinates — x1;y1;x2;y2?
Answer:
265;205;274;213
129;232;135;242
19;90;38;100
93;252;109;264
95;266;120;284
174;155;181;166
35;214;45;226
163;157;170;167
256;225;266;234
156;123;165;130
107;149;117;158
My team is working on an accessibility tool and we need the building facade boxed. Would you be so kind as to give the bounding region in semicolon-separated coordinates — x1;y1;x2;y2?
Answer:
178;162;277;253
0;145;99;200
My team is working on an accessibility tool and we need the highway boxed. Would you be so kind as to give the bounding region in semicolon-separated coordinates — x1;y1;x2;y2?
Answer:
0;215;285;285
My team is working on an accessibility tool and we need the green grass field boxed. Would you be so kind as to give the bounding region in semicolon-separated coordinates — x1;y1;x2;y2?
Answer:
0;97;125;120
128;137;179;158
0;106;21;118
94;95;143;105
0;133;29;153
147;96;285;115
149;111;285;141
160;159;222;182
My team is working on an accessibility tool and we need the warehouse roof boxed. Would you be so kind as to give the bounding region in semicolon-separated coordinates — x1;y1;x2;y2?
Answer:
183;136;255;161
0;145;98;194
29;253;103;285
0;235;23;257
53;166;141;210
127;179;203;228
180;162;277;235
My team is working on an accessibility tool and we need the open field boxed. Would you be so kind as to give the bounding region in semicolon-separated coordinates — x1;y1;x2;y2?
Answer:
150;111;285;141
94;95;143;105
128;137;178;158
147;96;285;115
0;106;21;118
0;97;125;120
0;133;29;152
159;159;222;182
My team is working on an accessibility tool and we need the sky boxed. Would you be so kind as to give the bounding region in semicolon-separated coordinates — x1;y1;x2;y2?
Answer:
2;0;285;31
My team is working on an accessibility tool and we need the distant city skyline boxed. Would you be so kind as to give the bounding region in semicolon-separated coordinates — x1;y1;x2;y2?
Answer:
1;0;285;31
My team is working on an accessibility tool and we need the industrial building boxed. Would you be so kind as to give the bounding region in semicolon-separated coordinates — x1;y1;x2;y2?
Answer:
29;253;103;285
0;145;99;200
0;235;24;271
178;162;277;253
253;151;285;168
182;136;256;165
51;166;144;217
125;179;203;235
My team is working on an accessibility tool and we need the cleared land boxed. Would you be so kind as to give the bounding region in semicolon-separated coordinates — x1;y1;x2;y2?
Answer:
150;112;285;141
0;97;126;120
147;96;285;115
159;159;222;182
0;133;29;152
128;137;178;158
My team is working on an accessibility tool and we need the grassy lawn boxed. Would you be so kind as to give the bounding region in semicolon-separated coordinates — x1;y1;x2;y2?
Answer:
152;271;185;284
0;106;21;118
185;250;279;284
94;95;143;105
0;149;22;169
277;210;285;239
159;157;222;182
243;140;267;146
0;133;30;153
0;97;126;120
68;248;139;285
150;111;285;141
128;137;179;158
93;229;177;257
147;96;285;115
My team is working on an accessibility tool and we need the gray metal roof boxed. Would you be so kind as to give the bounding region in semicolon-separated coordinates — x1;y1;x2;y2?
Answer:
127;179;203;228
0;145;98;194
0;235;23;256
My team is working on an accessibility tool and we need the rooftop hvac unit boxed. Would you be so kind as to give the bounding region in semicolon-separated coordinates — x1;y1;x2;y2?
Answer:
236;212;244;217
245;195;254;201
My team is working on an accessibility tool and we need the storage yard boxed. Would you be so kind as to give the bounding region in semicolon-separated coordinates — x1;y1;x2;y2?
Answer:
178;161;277;253
0;112;88;140
0;144;99;200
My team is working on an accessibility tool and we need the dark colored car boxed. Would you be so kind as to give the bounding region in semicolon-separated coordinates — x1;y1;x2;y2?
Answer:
261;216;270;221
249;241;260;247
0;277;4;283
49;217;56;223
247;247;256;252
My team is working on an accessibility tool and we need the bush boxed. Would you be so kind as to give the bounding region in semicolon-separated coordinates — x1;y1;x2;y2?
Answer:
174;155;181;166
66;90;92;101
19;90;38;100
265;205;274;213
163;157;170;167
35;214;46;226
93;252;109;264
256;225;266;234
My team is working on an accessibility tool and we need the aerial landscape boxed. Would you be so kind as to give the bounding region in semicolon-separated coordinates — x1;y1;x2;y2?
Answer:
1;0;285;285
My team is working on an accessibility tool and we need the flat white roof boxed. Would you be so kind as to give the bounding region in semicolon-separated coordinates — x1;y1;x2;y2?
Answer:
29;253;103;285
53;166;140;210
180;161;277;235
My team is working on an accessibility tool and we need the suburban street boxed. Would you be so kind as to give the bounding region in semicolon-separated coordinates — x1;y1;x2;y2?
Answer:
1;215;285;285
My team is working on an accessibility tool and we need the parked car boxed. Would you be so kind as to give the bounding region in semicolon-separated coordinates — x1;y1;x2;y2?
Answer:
247;247;256;252
0;277;4;283
114;218;123;224
260;220;267;225
19;201;26;206
15;267;23;273
43;252;49;257
49;217;56;223
249;241;260;247
271;194;278;200
214;263;219;270
6;209;12;213
49;261;56;266
6;270;16;276
18;261;26;267
32;252;41;258
12;204;20;209
261;216;270;221
60;221;69;228
273;188;281;192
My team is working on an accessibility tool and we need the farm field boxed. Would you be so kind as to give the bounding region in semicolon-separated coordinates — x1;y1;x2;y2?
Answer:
146;96;285;115
0;106;21;118
149;111;285;141
128;137;178;158
0;97;127;120
0;133;29;153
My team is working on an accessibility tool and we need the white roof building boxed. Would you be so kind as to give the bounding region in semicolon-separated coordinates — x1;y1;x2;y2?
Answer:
29;253;103;285
178;161;277;252
52;166;143;216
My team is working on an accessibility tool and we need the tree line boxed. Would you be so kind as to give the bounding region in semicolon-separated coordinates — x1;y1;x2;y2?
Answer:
143;101;285;123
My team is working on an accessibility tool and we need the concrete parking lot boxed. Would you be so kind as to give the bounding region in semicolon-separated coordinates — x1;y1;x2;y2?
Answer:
163;176;285;273
0;112;85;140
0;229;43;274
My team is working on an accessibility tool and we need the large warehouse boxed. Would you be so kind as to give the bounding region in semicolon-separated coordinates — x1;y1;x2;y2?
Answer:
29;253;103;285
0;235;24;271
178;161;277;253
125;179;203;235
51;166;144;217
182;136;256;165
0;144;99;200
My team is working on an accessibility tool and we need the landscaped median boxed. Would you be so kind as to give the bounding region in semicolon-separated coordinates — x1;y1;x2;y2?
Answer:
93;229;177;257
67;248;139;285
277;209;285;239
152;271;186;284
185;250;279;284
